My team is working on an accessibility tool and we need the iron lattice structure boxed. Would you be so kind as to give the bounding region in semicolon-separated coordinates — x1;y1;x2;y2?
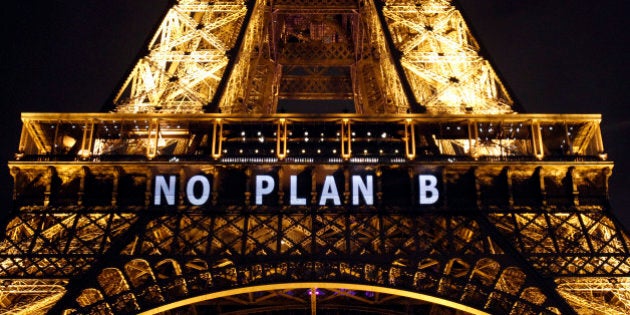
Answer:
3;0;630;314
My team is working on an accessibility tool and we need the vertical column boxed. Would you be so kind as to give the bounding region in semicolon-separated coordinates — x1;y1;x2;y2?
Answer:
341;119;352;160
531;120;544;160
80;119;95;159
593;122;607;160
376;168;383;206
179;168;187;206
440;167;448;209
603;167;612;201
147;118;160;159
77;167;87;207
9;167;20;201
505;167;514;207
472;167;481;209
112;167;121;207
145;168;153;207
310;287;317;315
568;167;579;206
277;167;285;206
468;120;478;159
276;118;287;160
563;122;573;155
404;118;416;160
310;168;318;205
44;166;57;207
536;167;547;207
17;120;29;156
211;118;223;159
51;120;60;156
343;167;350;205
244;167;252;206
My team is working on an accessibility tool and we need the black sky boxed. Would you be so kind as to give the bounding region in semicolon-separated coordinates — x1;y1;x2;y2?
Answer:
1;1;629;225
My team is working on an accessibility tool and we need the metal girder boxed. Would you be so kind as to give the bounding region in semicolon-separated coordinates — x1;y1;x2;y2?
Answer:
13;112;607;162
37;208;569;314
380;0;513;114
2;0;628;314
113;0;248;114
556;277;630;315
2;159;626;314
111;0;514;115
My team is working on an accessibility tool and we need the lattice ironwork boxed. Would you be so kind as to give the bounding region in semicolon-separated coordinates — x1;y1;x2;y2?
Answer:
3;0;629;314
113;0;248;113
3;151;629;314
110;0;513;115
0;205;568;314
382;0;513;114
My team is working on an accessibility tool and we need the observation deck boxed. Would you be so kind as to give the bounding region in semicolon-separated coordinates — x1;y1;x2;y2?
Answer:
15;113;605;164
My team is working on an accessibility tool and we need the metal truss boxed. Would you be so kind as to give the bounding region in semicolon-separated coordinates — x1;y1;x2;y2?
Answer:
2;0;628;314
0;279;66;315
4;112;625;314
556;277;630;315
113;0;248;113
489;207;630;314
2;158;629;314
381;0;513;114
357;0;414;114
1;208;569;314
111;0;512;115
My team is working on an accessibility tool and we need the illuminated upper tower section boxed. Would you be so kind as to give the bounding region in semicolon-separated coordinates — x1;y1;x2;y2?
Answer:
113;0;249;114
383;0;513;114
112;0;513;115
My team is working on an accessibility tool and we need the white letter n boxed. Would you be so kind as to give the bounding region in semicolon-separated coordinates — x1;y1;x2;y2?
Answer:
352;175;373;205
154;175;176;206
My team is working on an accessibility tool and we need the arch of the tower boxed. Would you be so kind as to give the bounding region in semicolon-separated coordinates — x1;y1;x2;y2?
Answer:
142;283;483;315
64;255;557;314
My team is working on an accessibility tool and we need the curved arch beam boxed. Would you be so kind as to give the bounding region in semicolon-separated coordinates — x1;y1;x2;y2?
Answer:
139;282;488;315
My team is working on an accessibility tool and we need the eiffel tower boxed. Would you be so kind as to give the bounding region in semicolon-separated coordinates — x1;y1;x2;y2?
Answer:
3;0;629;314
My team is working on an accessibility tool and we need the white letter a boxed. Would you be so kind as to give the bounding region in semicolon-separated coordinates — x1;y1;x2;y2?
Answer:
320;175;341;205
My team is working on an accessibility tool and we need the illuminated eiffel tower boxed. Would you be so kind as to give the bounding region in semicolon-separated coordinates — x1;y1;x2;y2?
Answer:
3;0;629;314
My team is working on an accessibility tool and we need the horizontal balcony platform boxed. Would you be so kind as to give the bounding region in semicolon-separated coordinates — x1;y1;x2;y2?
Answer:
15;113;606;163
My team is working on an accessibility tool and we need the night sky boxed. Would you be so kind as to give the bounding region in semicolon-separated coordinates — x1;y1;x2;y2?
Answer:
1;1;629;226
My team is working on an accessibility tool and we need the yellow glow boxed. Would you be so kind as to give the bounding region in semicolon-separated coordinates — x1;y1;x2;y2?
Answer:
62;135;76;148
138;282;487;315
78;149;90;158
